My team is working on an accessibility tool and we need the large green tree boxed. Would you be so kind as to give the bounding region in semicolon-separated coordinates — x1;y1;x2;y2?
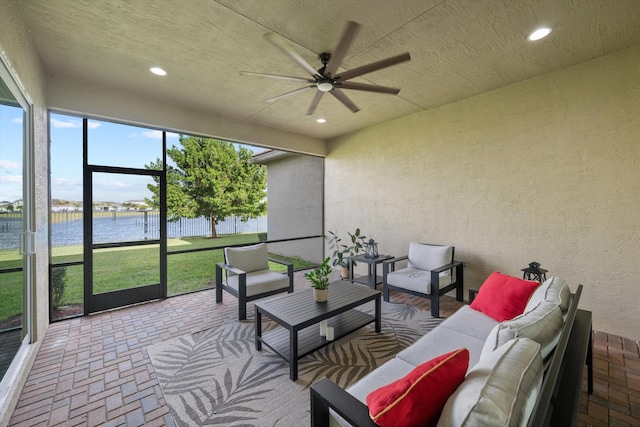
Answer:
145;136;267;238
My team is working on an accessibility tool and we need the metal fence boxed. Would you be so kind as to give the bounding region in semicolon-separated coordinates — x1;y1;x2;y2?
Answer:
1;211;267;248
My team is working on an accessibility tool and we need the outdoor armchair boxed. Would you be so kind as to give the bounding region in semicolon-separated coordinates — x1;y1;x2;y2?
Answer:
382;242;463;317
215;242;294;320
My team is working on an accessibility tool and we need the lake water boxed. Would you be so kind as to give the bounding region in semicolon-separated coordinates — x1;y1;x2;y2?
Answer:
0;214;267;249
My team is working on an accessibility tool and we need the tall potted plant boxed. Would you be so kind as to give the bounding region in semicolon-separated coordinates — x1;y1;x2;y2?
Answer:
328;229;367;279
305;257;332;302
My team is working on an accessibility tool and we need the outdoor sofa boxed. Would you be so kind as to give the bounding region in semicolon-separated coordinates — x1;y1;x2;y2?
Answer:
310;274;593;426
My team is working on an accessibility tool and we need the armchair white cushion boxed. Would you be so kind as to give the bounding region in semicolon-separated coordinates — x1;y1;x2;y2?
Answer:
216;243;293;320
407;243;453;272
383;243;462;317
225;243;270;273
226;270;290;297
386;243;454;291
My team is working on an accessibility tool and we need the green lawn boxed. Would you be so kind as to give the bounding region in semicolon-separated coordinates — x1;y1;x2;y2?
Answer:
0;233;316;323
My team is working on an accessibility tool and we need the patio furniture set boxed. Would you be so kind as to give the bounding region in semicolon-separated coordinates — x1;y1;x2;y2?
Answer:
214;241;592;426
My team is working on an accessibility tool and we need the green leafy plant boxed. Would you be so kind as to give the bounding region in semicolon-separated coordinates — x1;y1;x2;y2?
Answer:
328;229;367;269
305;257;332;290
51;266;67;309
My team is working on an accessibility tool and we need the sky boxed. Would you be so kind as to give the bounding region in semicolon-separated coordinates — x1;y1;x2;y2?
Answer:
0;110;260;203
0;103;24;203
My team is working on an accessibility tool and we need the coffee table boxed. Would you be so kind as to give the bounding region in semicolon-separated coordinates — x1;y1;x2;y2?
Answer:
254;281;381;380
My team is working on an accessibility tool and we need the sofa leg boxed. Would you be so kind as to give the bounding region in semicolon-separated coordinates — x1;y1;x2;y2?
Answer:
383;285;390;302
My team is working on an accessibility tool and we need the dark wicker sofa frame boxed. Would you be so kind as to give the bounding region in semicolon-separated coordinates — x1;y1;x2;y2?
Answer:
310;284;593;427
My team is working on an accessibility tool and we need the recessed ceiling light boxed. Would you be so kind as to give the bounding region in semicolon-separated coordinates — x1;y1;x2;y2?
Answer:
527;27;552;41
150;67;167;76
316;118;326;123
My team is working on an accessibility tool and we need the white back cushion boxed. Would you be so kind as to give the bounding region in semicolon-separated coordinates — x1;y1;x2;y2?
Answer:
224;243;269;273
481;301;563;360
437;338;543;427
407;243;453;271
525;276;571;314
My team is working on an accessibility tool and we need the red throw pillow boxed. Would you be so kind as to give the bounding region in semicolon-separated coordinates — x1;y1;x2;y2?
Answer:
470;271;540;322
366;348;469;427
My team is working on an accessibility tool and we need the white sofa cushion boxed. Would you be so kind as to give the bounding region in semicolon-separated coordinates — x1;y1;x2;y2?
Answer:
481;301;564;360
224;243;269;273
397;326;486;370
525;276;571;314
344;357;416;403
439;305;500;341
437;338;543;427
332;358;417;426
407;243;452;271
398;306;498;369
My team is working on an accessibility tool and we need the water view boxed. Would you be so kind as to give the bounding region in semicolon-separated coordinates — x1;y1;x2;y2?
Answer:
0;213;267;249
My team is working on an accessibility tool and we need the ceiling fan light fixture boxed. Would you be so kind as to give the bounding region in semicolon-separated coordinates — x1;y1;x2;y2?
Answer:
317;81;334;92
316;118;326;123
527;27;552;41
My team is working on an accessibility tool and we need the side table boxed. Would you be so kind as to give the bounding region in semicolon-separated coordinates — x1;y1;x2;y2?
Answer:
349;254;393;289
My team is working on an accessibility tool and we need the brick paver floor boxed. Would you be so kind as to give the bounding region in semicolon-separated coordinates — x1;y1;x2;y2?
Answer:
7;271;640;426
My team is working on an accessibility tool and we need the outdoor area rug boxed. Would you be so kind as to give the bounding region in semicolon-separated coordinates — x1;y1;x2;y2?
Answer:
147;301;442;426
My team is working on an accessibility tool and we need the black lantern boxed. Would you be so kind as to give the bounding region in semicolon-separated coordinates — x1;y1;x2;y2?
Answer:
521;261;548;283
365;239;379;259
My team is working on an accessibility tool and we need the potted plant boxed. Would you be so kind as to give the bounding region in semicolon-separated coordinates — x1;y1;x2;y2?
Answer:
328;229;367;279
305;257;332;302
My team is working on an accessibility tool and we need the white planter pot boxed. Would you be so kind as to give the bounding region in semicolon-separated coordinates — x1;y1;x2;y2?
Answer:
313;288;329;302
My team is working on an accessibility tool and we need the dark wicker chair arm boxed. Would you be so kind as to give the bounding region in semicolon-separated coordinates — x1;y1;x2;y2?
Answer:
431;259;463;273
310;378;378;427
268;257;294;267
215;262;246;276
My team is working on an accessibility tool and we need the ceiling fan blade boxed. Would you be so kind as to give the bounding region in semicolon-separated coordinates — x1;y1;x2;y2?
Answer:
324;21;361;77
265;85;315;103
330;88;360;113
264;33;319;77
336;52;411;81
306;91;325;115
338;81;400;94
240;71;314;84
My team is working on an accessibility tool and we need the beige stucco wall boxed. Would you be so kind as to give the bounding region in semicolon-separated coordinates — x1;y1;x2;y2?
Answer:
262;153;324;264
0;1;49;424
326;45;640;341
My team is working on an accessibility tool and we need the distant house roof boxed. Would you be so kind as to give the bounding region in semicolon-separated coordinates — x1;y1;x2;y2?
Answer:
250;149;294;164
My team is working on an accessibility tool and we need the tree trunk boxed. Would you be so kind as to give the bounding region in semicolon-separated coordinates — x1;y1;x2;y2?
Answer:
210;216;218;238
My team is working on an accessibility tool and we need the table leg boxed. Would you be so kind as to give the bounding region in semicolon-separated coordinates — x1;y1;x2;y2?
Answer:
290;328;298;380
370;262;377;289
375;295;382;332
255;306;262;350
349;258;354;283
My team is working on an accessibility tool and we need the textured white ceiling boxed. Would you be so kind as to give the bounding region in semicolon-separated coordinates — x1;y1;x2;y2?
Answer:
17;0;640;139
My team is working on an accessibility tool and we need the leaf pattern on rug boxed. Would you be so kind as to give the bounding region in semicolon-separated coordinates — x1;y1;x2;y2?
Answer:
300;304;442;387
154;321;257;395
173;356;285;426
148;301;444;427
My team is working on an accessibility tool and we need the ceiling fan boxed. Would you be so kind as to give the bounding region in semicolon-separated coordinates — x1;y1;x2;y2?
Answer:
240;21;411;115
